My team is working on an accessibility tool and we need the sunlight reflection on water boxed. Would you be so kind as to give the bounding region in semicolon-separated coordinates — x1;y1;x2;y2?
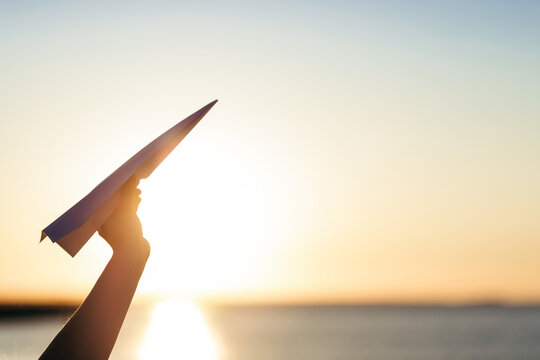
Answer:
138;300;218;360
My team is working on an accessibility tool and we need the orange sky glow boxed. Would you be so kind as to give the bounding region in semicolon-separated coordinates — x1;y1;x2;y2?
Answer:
1;1;540;305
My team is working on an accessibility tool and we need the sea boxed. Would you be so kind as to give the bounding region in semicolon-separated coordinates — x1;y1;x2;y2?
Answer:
1;303;540;360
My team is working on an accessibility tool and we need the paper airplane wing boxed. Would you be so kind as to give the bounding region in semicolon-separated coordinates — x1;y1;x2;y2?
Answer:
40;100;217;257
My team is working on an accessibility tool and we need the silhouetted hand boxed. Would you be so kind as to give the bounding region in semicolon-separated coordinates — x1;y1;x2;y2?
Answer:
98;177;149;258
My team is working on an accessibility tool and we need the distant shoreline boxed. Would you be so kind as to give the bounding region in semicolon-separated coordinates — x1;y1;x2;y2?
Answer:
0;304;76;319
1;302;540;320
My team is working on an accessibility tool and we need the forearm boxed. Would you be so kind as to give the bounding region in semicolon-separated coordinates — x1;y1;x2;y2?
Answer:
40;243;149;360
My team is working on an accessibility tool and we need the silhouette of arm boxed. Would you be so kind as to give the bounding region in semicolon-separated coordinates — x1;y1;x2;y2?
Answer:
40;178;149;360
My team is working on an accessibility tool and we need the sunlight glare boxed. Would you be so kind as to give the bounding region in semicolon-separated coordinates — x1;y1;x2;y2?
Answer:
138;300;219;360
136;136;291;296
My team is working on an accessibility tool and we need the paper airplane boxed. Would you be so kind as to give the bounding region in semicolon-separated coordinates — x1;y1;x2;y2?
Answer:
41;100;218;257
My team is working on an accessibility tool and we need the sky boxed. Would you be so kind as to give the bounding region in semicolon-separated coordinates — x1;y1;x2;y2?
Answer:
1;0;539;304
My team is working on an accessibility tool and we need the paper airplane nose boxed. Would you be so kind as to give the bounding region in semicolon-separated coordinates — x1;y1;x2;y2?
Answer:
41;100;218;257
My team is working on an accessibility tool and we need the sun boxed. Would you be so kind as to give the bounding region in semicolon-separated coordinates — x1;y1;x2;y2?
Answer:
134;134;290;297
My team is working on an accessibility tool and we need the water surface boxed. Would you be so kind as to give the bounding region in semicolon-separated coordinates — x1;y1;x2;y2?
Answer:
1;304;539;359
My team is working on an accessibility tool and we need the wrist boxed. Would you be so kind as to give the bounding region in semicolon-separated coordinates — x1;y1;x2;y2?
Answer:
111;238;151;263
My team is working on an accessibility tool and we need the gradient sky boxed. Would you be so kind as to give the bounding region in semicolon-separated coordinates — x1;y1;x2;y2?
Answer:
1;0;539;304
